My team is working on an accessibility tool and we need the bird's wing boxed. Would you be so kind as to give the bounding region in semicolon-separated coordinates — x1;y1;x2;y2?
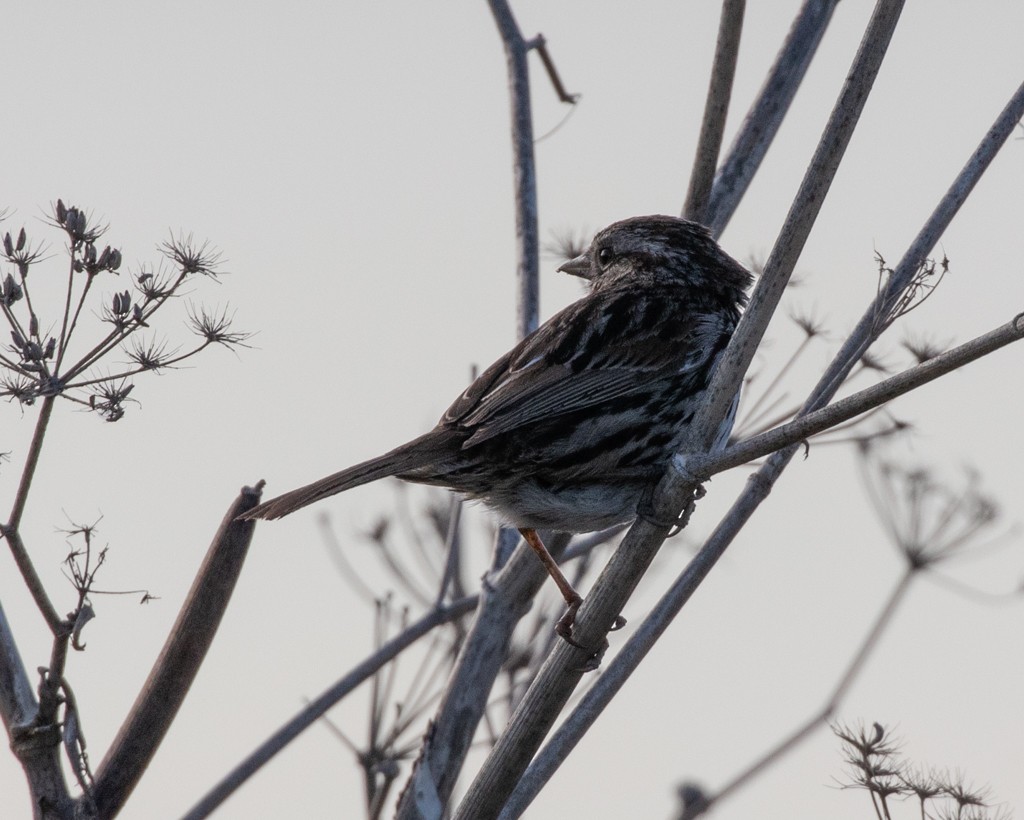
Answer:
442;288;722;446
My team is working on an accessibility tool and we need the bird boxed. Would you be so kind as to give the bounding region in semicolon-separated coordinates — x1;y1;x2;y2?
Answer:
244;215;753;642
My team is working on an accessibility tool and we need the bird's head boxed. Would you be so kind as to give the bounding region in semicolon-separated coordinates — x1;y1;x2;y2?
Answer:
558;215;753;305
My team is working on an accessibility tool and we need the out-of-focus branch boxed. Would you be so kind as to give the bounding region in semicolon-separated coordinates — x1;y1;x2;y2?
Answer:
679;570;914;818
0;600;35;732
453;5;906;818
393;531;568;820
183;592;479;820
705;0;841;236
683;0;745;224
91;486;261;817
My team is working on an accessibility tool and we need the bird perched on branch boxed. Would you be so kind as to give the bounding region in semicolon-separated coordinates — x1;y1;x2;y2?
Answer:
245;215;752;643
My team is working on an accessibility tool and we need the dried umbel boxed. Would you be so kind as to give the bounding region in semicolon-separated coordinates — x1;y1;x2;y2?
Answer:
0;200;248;420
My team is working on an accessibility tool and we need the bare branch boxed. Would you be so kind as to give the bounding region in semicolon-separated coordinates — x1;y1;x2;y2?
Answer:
529;35;579;104
0;599;36;734
91;486;261;817
683;0;745;224
705;0;841;236
393;531;568;820
488;0;540;339
683;571;914;818
690;313;1024;478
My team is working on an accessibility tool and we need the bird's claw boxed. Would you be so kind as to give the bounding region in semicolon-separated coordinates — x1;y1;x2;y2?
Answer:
554;598;627;671
554;597;583;646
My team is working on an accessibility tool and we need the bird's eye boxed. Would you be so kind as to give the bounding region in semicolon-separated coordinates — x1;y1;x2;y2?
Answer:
597;246;614;268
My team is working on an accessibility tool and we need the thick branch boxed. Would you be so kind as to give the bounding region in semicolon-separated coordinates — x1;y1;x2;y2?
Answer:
0;600;71;820
683;0;745;224
690;0;906;454
91;487;261;817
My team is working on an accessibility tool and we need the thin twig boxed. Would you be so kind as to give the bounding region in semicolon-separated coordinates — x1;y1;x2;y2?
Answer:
435;496;463;606
530;35;579;104
697;570;915;816
60;270;188;384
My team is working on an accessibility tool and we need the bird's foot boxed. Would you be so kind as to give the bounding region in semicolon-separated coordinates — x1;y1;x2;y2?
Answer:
555;597;627;671
554;595;584;646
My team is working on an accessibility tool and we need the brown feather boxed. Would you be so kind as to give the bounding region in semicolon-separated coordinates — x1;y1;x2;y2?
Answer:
244;429;461;520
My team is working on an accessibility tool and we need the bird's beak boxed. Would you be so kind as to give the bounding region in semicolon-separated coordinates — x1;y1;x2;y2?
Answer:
557;253;593;279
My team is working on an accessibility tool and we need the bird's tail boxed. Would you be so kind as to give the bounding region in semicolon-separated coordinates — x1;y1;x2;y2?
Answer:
244;430;453;520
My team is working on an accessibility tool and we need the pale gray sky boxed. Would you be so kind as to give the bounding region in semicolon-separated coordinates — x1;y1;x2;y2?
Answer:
2;2;1022;818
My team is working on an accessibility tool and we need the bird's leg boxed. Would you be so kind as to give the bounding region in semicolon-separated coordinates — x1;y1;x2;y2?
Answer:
518;528;585;646
518;528;627;647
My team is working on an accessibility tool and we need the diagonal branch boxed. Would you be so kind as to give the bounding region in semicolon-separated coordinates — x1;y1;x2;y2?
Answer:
2;397;63;633
681;569;915;818
91;486;261;817
392;531;568;820
531;35;579;105
692;313;1024;477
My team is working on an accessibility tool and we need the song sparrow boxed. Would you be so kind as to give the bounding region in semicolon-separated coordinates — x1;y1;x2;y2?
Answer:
245;215;752;641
